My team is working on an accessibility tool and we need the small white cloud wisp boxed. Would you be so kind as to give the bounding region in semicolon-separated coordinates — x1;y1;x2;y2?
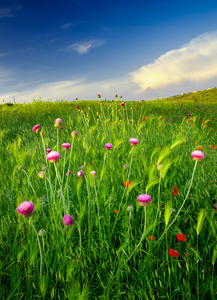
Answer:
130;31;217;91
59;39;104;54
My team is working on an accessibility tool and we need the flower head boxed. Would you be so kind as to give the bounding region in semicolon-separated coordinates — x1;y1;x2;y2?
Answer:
129;138;139;146
120;102;125;107
62;215;75;226
168;249;179;258
124;180;132;188
114;93;118;98
172;186;178;196
176;234;186;242
55;118;63;124
46;148;51;153
38;171;46;179
71;131;78;138
191;150;204;161
137;194;151;207
124;164;128;169
38;229;46;236
211;145;217;149
127;205;134;212
46;151;60;163
32;125;41;133
66;171;71;176
213;204;217;211
113;210;118;214
157;164;163;171
148;236;156;241
105;143;113;150
17;201;35;217
97;94;101;98
77;170;84;178
197;145;204;151
62;143;71;150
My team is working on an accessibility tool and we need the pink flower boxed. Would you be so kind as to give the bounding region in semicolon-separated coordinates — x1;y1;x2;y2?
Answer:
17;201;35;217
75;106;79;109
71;131;78;137
38;171;46;179
129;138;139;146
214;204;217;211
137;194;151;207
124;164;128;169
115;93;118;98
77;170;84;178
76;97;78;100
66;171;71;176
120;103;125;107
62;215;75;226
105;143;113;150
140;99;144;102
55;118;63;124
32;125;41;133
97;94;101;98
62;143;71;150
46;151;61;163
191;150;204;161
46;148;51;153
90;170;97;176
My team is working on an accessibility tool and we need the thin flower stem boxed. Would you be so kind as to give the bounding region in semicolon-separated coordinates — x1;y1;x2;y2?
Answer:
62;151;67;185
54;163;66;213
96;151;108;197
30;218;43;277
22;169;37;201
156;161;198;244
76;221;82;259
124;206;147;264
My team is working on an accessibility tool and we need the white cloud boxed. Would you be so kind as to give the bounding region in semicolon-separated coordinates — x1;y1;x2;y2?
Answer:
61;23;73;29
130;31;217;91
0;76;139;103
58;39;104;54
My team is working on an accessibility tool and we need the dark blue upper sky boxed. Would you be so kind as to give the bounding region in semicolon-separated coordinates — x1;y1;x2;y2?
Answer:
1;0;217;102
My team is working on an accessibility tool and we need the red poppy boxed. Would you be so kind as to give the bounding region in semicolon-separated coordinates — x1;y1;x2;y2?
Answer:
91;162;94;165
211;145;217;149
168;249;179;258
124;180;132;188
148;236;156;241
143;117;146;121
113;210;118;214
176;234;186;242
60;127;63;129
172;186;178;196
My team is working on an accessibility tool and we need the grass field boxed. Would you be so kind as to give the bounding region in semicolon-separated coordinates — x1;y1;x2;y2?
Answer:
0;88;217;299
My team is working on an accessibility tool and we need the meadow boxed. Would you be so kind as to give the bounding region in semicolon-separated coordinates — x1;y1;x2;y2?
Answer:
0;88;217;299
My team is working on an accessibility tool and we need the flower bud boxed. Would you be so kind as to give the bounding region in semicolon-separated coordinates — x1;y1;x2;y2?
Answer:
127;205;134;212
38;229;46;236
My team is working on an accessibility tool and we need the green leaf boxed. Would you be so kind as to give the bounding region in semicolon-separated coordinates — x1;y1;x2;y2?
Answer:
196;209;205;236
164;200;172;226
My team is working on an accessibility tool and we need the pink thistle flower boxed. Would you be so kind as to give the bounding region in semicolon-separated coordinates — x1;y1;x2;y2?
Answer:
46;148;51;153
129;138;139;146
55;118;63;124
105;143;113;150
191;150;204;161
38;171;46;179
71;131;78;138
62;215;75;226
90;170;97;179
137;194;151;207
120;103;125;107
157;164;163;171
97;94;101;98
124;164;128;169
66;171;71;176
62;143;71;150
140;99;144;102
32;125;41;133
46;151;61;163
75;106;79;109
17;201;35;217
76;97;78;100
77;170;84;178
115;93;118;98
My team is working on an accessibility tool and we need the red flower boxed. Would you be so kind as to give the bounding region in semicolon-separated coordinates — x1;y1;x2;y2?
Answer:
124;180;132;188
211;145;217;149
113;210;118;214
91;162;94;165
143;117;146;121
176;234;186;242
172;186;178;196
148;236;156;241
60;127;63;129
168;249;179;258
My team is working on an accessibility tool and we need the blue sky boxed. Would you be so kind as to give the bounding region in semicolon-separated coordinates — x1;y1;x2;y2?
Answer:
1;0;217;103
